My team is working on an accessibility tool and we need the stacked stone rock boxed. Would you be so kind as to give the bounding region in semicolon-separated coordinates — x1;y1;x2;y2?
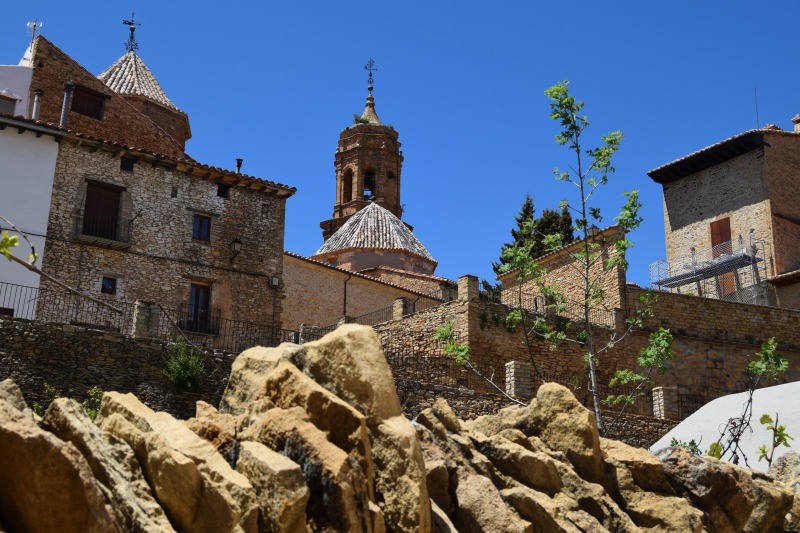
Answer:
0;325;798;532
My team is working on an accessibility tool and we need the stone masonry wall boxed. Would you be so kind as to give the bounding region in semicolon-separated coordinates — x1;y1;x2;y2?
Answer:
39;141;287;327
764;133;800;275
29;37;186;157
0;317;231;420
661;147;773;274
359;266;455;295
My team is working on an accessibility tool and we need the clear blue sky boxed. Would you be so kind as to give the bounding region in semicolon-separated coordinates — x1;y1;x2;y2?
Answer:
3;2;800;287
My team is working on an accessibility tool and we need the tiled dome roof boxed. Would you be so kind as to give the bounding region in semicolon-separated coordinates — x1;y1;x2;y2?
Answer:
98;51;180;111
315;203;434;261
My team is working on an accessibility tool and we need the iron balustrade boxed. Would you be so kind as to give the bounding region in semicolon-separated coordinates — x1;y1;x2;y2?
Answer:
353;305;394;327
77;210;132;244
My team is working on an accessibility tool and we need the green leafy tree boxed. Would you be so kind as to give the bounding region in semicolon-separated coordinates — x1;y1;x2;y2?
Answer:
497;81;666;433
492;194;573;275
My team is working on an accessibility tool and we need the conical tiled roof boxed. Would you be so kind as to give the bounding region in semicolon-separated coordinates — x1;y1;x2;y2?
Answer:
98;51;179;111
315;203;435;261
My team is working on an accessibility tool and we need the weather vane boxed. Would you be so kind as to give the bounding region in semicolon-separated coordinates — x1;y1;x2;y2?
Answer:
364;59;378;94
122;12;140;52
26;20;43;47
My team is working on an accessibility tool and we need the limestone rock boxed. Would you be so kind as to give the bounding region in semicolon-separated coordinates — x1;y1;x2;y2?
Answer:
451;470;528;533
0;378;31;415
473;433;562;494
235;441;310;533
659;446;793;532
0;398;119;532
218;344;296;415
43;398;175;533
601;437;672;494
101;413;241;533
240;405;374;532
527;383;607;487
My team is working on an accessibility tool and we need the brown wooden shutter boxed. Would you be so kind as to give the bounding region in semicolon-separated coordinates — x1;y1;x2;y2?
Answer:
710;217;735;296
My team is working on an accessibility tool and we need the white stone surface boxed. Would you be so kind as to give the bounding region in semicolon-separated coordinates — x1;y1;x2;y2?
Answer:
651;381;800;472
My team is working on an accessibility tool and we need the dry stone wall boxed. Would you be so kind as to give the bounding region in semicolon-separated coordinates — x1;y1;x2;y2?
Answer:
0;317;231;420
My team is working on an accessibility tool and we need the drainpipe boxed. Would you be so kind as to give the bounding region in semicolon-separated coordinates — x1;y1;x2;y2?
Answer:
59;81;74;128
31;89;43;120
343;272;353;317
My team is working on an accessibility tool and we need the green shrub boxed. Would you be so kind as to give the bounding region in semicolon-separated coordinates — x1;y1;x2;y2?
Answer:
163;339;210;392
82;387;103;421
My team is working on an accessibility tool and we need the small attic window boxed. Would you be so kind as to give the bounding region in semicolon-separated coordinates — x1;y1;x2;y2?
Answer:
217;184;231;198
120;156;136;172
71;86;107;120
0;95;16;115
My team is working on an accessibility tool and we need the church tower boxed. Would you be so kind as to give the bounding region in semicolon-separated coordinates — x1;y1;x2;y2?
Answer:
319;61;403;240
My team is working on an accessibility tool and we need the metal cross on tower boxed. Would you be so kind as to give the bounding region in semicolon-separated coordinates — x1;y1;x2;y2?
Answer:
123;12;141;52
364;59;378;94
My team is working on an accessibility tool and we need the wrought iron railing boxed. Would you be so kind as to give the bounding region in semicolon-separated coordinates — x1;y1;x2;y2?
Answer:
0;281;133;333
353;305;394;327
176;304;222;335
76;210;132;244
408;285;458;314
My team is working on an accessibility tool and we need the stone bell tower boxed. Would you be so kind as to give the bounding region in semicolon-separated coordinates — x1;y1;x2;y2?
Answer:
320;61;404;241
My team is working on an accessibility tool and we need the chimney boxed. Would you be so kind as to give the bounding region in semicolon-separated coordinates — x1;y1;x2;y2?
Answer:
236;158;243;174
793;114;800;133
31;89;43;120
59;81;74;127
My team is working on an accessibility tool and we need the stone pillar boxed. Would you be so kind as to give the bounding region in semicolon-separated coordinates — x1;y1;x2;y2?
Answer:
458;275;479;302
299;324;321;344
393;298;407;320
505;360;532;401
132;300;160;339
653;386;679;420
337;316;355;327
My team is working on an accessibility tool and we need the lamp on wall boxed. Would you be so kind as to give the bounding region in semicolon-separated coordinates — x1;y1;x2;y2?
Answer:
230;238;243;263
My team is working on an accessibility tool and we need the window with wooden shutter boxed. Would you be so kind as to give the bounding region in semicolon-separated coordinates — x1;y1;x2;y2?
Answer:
710;217;736;297
83;183;121;240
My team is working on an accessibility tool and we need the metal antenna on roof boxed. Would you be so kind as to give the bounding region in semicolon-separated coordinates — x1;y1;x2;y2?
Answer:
26;20;43;47
364;59;378;95
122;12;140;52
754;84;760;129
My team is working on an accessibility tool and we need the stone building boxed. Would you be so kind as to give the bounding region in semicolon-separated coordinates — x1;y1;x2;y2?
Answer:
648;121;800;308
283;75;455;329
0;31;296;340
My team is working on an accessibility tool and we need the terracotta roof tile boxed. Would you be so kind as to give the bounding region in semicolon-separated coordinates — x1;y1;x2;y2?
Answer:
314;203;435;261
98;51;181;112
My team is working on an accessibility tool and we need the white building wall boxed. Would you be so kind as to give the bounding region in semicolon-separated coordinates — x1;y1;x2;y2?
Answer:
0;126;59;314
0;65;33;117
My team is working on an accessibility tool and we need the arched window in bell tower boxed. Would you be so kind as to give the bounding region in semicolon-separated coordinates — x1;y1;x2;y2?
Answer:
387;171;395;181
364;169;376;201
342;168;353;203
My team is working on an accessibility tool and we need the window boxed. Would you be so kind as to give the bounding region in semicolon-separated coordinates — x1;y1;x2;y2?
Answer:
184;284;218;334
193;214;211;241
342;168;353;203
83;182;122;240
0;96;15;115
217;184;230;198
100;277;116;295
710;217;736;297
71;86;106;120
364;169;376;201
0;307;13;317
120;157;135;172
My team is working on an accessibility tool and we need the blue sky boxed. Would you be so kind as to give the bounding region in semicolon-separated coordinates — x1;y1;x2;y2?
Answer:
3;2;800;287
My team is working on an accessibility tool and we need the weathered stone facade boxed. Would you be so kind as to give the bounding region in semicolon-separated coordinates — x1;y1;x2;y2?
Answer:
355;266;455;295
39;138;294;329
651;128;800;308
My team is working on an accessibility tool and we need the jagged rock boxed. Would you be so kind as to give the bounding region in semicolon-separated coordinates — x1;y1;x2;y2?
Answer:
101;412;242;533
601;438;672;494
99;393;259;532
43;398;175;533
283;325;430;533
260;360;375;498
527;383;608;487
472;433;562;494
0;378;32;417
431;398;462;435
240;404;375;532
235;441;310;533
501;485;604;533
450;470;529;532
769;451;800;531
219;344;297;415
659;446;793;532
430;500;458;533
0;398;119;532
